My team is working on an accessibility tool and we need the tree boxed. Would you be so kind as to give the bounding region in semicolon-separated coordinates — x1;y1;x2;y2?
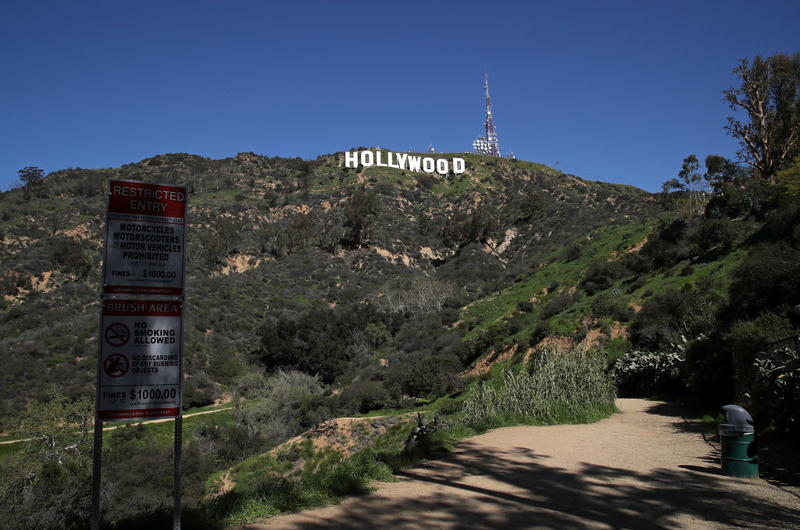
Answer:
18;166;44;187
703;154;746;194
679;154;704;211
342;191;380;248
0;392;94;529
777;156;800;198
724;53;800;180
662;155;707;216
18;166;45;199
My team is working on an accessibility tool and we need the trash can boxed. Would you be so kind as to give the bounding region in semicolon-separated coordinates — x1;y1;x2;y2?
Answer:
719;404;758;478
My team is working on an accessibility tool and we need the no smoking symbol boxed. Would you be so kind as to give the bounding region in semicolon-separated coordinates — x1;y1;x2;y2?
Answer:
105;323;130;347
104;354;129;378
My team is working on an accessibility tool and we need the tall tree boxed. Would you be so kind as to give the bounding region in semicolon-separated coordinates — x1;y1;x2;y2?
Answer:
703;154;746;193
18;166;44;186
724;53;800;180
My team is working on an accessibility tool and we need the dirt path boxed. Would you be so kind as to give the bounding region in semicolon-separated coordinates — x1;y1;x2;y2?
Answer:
0;407;232;445
234;399;800;530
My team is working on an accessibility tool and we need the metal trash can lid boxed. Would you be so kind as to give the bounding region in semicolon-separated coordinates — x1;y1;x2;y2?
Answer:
720;404;754;433
719;423;755;434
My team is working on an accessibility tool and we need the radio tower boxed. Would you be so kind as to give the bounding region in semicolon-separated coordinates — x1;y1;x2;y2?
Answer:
472;71;500;156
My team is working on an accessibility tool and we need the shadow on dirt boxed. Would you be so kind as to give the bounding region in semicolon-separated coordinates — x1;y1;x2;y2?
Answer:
258;437;800;530
643;401;800;494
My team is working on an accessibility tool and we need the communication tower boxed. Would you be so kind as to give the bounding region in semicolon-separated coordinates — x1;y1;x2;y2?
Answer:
472;71;500;157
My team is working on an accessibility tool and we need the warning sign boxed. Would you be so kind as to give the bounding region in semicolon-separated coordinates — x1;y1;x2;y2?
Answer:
102;179;187;297
103;354;129;377
104;323;130;347
97;299;183;421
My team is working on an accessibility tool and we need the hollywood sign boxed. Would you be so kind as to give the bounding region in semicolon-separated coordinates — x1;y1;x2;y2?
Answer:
345;150;466;175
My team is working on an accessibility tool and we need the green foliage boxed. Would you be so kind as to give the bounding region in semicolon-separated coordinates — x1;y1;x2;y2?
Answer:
590;292;635;322
728;243;800;320
0;391;93;530
727;312;795;397
611;349;686;396
583;259;629;295
231;370;323;444
777;156;800;198
540;291;582;319
630;286;719;351
752;344;800;437
217;448;393;526
342;191;381;248
462;348;616;427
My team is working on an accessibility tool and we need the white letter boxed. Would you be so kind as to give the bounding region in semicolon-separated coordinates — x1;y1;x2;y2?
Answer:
408;156;421;172
423;157;435;173
436;158;448;175
361;150;374;167
376;151;387;167
387;152;399;168
453;158;465;174
345;151;358;168
395;153;408;170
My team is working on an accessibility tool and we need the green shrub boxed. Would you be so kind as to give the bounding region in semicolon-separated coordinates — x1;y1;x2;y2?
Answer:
462;347;616;427
752;345;800;437
611;349;686;396
727;313;794;396
516;300;534;313
583;259;629;294
540;291;582;319
728;243;800;320
590;293;635;322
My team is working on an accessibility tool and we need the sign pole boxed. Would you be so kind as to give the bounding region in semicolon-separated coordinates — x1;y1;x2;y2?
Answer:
93;179;187;529
90;419;103;530
173;416;182;530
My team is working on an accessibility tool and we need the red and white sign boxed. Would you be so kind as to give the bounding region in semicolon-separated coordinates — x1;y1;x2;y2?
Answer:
102;179;187;296
97;299;183;421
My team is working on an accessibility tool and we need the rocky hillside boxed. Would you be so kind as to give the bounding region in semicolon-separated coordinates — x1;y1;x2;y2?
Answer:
0;149;658;424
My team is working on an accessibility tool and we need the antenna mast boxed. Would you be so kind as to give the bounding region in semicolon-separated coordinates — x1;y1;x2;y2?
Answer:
472;71;500;156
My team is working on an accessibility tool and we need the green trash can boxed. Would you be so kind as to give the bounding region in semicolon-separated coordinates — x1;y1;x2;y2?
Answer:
719;404;758;478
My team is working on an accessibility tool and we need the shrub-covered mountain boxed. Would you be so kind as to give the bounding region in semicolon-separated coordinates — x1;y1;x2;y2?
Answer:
1;151;655;421
2;149;799;437
3;149;800;529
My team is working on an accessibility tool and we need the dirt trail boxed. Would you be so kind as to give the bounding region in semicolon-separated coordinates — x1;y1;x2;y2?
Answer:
0;407;232;445
234;399;800;530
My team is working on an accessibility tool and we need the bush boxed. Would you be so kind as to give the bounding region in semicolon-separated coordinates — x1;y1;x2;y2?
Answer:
462;347;616;427
339;380;392;414
611;349;686;396
694;218;741;252
583;259;629;294
728;243;800;321
516;300;534;313
540;291;582;319
590;293;635;322
630;287;718;351
0;392;94;530
752;345;800;437
727;313;794;399
231;369;323;444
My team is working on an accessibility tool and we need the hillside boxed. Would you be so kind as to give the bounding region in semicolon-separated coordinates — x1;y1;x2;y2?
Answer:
3;149;800;528
0;150;657;422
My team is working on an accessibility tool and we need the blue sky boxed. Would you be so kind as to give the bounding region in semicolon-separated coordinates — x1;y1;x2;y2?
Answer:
1;1;798;193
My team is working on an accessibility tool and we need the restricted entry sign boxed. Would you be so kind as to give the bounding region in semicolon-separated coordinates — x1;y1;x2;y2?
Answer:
97;299;183;421
103;179;187;296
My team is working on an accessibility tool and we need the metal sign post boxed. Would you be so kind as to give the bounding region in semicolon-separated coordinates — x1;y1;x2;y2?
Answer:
92;179;187;530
